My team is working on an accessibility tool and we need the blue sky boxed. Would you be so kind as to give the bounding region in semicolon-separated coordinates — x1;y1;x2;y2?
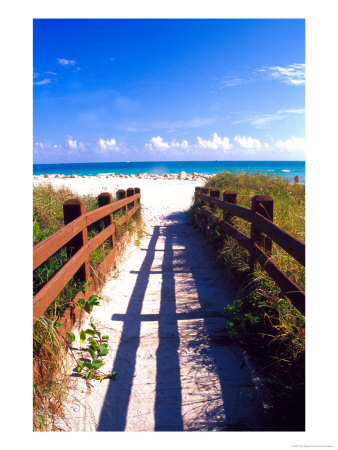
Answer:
33;19;305;163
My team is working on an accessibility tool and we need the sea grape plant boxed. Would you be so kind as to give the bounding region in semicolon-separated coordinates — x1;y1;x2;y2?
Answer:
56;291;116;382
77;294;100;313
65;322;115;380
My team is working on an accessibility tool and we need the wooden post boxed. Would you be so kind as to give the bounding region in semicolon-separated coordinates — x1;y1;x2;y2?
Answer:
98;192;115;248
116;189;127;215
209;188;220;212
250;195;274;269
210;188;220;198
63;198;90;283
198;187;209;207
127;187;135;210
222;191;237;243
134;187;141;205
222;191;237;224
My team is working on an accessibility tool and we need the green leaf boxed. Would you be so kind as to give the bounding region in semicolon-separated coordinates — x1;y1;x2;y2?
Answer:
88;295;98;305
84;305;91;313
80;330;86;344
55;322;64;328
88;348;96;360
107;371;117;380
78;298;85;305
83;361;93;370
86;329;95;337
85;369;94;379
95;374;106;380
66;332;75;342
98;344;108;356
102;335;109;340
90;323;96;330
92;359;104;369
89;339;99;351
76;364;84;372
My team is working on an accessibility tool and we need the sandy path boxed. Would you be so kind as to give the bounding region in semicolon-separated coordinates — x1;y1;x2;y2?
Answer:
42;178;266;431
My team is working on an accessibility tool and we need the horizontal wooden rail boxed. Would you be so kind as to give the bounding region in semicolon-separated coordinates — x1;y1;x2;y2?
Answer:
200;207;305;315
86;193;140;226
196;192;305;267
194;188;305;315
115;204;140;226
33;189;141;326
33;192;141;271
87;223;116;254
33;245;89;322
33;216;86;271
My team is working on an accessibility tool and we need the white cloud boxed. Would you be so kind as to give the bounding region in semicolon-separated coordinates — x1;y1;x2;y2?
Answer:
98;138;119;151
267;63;305;86
146;136;189;150
33;78;52;86
233;113;288;128
57;58;76;67
68;139;77;149
275;137;306;152
222;77;246;88
250;115;286;127
147;136;169;149
277;108;305;115
233;107;305;129
34;141;62;151
197;133;231;151
234;135;262;150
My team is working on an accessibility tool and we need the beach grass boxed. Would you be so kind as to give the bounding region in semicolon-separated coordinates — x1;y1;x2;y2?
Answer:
191;171;305;430
33;183;142;430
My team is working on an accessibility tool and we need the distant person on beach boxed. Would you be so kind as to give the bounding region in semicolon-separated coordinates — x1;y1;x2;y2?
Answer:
294;175;299;183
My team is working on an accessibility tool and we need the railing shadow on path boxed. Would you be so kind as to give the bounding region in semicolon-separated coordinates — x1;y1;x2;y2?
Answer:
97;211;266;431
96;225;162;431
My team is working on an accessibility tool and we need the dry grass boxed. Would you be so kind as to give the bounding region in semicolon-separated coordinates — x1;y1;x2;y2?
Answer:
33;183;143;431
191;171;305;430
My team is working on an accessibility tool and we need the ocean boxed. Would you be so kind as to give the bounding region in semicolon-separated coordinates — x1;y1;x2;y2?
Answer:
33;161;305;182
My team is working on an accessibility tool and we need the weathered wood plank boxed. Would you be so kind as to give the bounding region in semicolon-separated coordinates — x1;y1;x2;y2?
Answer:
87;223;116;254
33;216;86;270
196;193;305;266
33;246;89;324
86;193;140;226
199;207;305;314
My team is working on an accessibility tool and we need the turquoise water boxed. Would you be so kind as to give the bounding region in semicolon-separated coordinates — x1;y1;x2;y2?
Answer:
33;161;305;182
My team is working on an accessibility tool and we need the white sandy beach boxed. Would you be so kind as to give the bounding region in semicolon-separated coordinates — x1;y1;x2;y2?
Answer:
34;174;266;431
33;174;209;231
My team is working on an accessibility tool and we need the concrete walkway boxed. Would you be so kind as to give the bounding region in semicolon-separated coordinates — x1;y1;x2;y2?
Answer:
62;210;266;431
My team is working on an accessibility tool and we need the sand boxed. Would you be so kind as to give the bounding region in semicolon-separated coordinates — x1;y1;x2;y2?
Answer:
33;176;204;232
35;176;267;431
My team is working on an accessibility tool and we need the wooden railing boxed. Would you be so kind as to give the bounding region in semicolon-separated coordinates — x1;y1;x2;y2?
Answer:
194;187;305;315
33;188;141;333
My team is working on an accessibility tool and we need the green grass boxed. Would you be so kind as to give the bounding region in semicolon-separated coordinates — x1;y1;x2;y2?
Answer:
33;183;143;430
205;171;305;290
191;172;305;430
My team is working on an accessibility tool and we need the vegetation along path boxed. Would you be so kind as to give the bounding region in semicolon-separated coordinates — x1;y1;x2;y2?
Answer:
61;183;267;431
